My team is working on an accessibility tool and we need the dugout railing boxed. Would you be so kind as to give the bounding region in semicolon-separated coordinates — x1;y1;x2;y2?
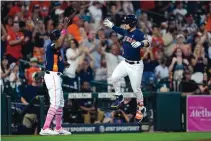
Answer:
1;92;187;135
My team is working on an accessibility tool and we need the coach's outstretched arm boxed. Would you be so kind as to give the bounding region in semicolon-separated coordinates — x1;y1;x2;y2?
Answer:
55;17;70;49
103;19;126;36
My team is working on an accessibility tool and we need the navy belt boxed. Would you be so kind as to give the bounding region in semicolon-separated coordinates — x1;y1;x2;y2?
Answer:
45;70;62;76
125;59;141;64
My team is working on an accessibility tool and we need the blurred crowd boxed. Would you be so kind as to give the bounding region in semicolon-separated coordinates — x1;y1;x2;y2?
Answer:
1;1;211;133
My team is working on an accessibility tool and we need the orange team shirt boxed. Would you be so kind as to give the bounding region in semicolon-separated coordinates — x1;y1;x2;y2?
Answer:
25;67;40;85
67;24;82;42
6;31;24;59
53;54;59;72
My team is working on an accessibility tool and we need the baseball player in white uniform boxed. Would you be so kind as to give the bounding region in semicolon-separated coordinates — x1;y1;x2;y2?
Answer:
103;15;150;122
39;19;71;135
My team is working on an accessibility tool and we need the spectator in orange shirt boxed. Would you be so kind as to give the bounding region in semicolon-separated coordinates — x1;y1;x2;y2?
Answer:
6;22;25;63
25;57;41;85
67;16;83;43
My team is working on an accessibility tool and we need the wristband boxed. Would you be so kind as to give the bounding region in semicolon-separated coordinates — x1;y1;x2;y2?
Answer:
61;29;67;35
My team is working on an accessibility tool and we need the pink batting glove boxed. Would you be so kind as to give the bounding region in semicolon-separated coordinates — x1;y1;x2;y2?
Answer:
61;29;67;35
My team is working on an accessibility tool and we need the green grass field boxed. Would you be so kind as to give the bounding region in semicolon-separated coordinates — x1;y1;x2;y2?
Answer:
2;132;211;141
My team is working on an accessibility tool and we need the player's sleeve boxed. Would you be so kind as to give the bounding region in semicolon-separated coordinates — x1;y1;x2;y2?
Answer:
112;26;126;36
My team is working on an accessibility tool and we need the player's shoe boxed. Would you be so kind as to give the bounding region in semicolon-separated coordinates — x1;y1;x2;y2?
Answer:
135;105;146;123
55;128;72;135
39;128;59;136
111;95;124;108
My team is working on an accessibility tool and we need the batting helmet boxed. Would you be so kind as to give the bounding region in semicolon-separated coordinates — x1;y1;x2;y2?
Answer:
50;30;61;41
122;14;138;28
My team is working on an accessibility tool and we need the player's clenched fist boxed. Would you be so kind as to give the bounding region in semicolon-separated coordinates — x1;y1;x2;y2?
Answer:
103;19;114;28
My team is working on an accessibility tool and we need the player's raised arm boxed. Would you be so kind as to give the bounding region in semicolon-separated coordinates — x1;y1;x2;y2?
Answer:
103;19;126;36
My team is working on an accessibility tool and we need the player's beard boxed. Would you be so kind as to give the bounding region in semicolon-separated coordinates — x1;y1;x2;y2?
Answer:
127;27;133;32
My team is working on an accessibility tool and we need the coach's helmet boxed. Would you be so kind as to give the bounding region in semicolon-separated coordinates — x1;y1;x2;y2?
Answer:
122;14;138;28
50;29;61;41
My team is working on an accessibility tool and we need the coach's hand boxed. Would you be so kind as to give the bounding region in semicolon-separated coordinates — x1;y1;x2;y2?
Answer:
131;41;144;48
103;19;114;28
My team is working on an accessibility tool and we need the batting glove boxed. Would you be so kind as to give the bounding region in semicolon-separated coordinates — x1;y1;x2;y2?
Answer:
103;19;114;28
131;41;144;48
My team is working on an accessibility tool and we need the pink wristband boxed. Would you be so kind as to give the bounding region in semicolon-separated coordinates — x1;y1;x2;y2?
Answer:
61;29;67;35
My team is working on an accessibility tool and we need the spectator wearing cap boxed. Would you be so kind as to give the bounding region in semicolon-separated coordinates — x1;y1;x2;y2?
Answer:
183;14;198;36
179;70;199;96
50;1;63;24
25;57;41;85
192;32;207;53
6;22;25;63
77;57;94;85
31;4;41;23
9;62;22;99
111;98;136;124
172;34;191;59
67;16;83;43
